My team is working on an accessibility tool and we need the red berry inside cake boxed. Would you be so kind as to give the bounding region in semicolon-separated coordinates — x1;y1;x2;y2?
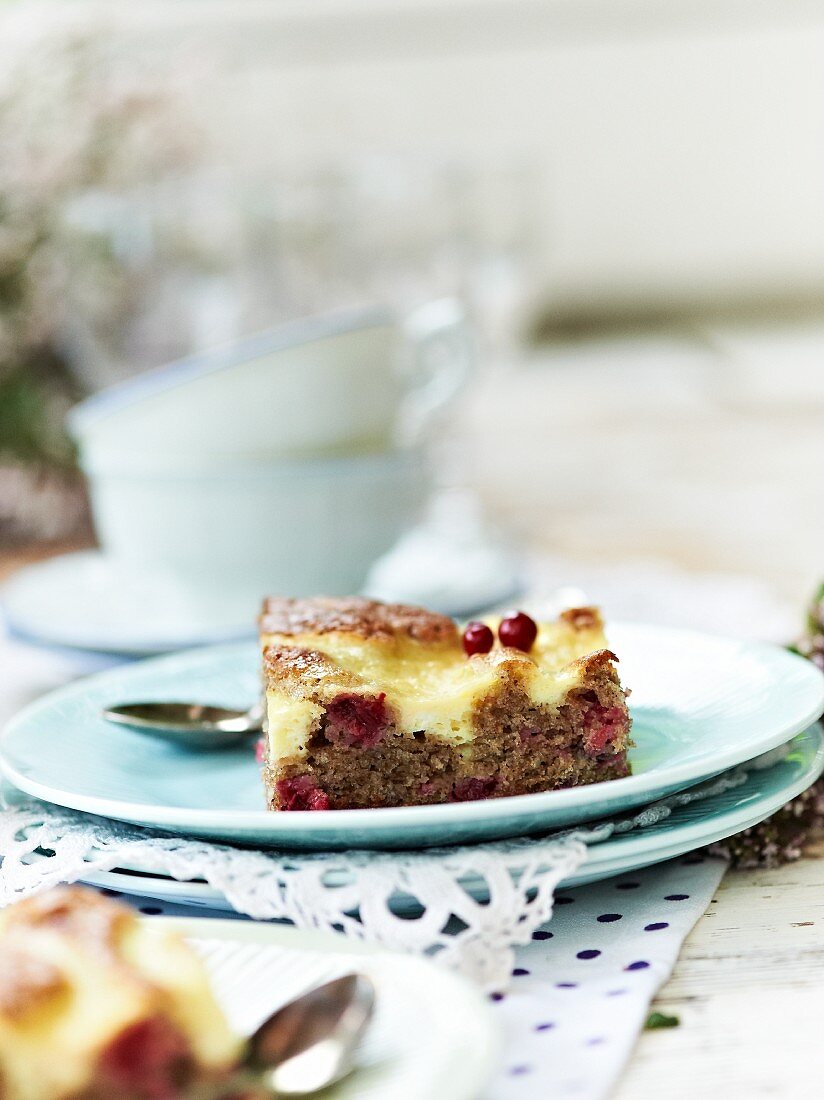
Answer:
259;597;632;812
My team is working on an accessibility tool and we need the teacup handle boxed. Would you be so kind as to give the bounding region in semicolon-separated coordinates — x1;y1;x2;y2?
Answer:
401;298;473;438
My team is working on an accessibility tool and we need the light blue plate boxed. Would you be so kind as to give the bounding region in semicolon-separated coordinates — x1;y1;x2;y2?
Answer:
2;624;822;850
60;724;824;910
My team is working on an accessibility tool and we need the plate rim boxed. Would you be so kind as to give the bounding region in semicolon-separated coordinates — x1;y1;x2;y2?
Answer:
66;724;824;903
2;624;823;843
568;722;824;881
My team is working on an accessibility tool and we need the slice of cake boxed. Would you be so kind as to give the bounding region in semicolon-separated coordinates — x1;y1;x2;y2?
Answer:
0;887;241;1100
259;597;631;811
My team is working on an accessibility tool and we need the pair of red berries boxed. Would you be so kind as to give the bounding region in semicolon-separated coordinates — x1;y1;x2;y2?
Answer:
462;611;538;656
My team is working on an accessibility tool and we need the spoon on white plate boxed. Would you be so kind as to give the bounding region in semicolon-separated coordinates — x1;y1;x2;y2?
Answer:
219;973;375;1098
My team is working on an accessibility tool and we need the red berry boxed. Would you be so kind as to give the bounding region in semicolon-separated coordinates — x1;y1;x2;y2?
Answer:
498;611;538;652
276;775;330;811
452;776;497;802
324;692;389;748
305;787;331;811
583;704;627;757
462;621;494;656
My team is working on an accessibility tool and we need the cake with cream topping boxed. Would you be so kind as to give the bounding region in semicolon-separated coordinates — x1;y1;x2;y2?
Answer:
0;887;241;1100
259;597;631;811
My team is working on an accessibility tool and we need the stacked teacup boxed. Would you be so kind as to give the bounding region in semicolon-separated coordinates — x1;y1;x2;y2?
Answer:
69;301;472;620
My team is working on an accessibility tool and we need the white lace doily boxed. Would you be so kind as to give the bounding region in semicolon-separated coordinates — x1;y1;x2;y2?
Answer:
0;751;778;990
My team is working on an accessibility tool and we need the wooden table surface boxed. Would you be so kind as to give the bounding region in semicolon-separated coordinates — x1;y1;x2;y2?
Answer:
457;321;824;610
616;847;824;1096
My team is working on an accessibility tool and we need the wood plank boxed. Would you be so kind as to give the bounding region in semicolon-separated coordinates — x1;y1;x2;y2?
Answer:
615;855;824;1096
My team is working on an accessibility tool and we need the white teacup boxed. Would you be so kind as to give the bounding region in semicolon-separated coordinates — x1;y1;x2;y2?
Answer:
80;447;428;601
69;300;472;463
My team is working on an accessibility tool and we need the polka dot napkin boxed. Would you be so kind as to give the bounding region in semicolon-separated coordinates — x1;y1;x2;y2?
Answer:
485;854;726;1099
103;852;724;1099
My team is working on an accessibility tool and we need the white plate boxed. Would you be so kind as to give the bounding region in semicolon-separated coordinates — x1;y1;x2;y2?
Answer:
166;917;499;1100
69;725;824;909
1;539;520;656
2;624;822;849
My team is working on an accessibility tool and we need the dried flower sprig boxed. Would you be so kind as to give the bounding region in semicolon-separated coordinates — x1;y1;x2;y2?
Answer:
709;586;824;869
0;16;202;542
708;779;824;869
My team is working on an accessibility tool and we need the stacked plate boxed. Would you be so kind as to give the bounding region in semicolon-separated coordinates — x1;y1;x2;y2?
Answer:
1;622;823;910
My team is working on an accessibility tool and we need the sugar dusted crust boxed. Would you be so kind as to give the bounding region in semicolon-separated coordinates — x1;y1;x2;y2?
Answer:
265;645;363;698
567;647;620;675
260;595;458;644
2;886;132;958
260;597;633;812
559;606;603;631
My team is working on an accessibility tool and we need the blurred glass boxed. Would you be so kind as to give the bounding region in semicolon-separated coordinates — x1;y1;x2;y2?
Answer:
58;155;543;391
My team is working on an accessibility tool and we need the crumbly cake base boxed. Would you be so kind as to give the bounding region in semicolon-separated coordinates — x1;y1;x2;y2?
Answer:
263;664;630;811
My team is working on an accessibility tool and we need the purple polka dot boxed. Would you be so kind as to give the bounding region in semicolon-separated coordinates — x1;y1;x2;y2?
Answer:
616;881;640;890
513;967;530;976
577;949;601;960
535;1022;555;1032
532;930;554;940
625;960;650;971
555;896;574;905
644;922;669;931
597;913;622;923
509;1066;532;1077
587;1038;605;1046
490;992;505;1002
606;989;627;996
665;893;689;901
556;982;578;988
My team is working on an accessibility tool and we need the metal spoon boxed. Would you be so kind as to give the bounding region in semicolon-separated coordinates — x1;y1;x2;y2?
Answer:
101;701;262;750
239;973;376;1097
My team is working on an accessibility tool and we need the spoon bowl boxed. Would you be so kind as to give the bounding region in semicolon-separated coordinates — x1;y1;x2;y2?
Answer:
247;973;376;1096
102;701;261;749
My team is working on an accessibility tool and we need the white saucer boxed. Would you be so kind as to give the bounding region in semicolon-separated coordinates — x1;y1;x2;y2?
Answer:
1;536;521;656
2;552;256;656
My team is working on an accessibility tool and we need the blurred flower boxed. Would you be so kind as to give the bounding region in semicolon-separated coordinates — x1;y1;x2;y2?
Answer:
792;583;824;673
710;588;824;869
0;14;201;541
709;781;824;869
